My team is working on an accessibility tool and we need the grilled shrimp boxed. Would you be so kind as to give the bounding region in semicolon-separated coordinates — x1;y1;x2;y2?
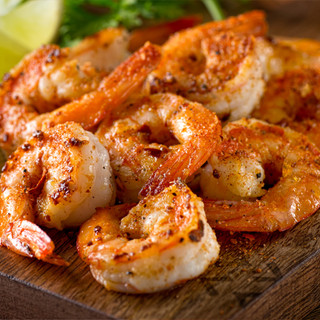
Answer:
144;11;273;121
95;93;221;202
0;16;198;123
77;182;219;293
1;28;130;113
252;36;320;147
253;67;320;148
202;119;320;232
266;37;320;76
0;42;161;154
0;122;115;265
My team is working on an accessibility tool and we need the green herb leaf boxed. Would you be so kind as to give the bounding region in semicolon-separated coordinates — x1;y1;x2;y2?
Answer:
202;0;225;20
59;0;190;46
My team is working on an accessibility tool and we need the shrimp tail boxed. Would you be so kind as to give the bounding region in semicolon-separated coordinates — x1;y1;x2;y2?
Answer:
140;105;222;198
140;142;214;197
42;42;161;131
0;219;69;266
204;174;320;232
203;200;279;232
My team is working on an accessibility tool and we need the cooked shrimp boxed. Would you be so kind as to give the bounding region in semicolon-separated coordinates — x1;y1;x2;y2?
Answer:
202;118;320;232
1;28;130;113
253;61;320;147
95;93;221;202
1;45;101;114
0;16;198;120
70;28;130;72
144;11;273;121
0;122;115;264
0;42;161;155
77;182;219;293
265;37;320;76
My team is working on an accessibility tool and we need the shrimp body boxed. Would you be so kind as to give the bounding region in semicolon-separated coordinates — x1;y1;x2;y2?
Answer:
70;28;130;73
0;122;115;263
252;37;320;147
2;46;100;115
96;93;221;202
1;28;130;113
0;42;161;154
145;11;272;121
77;182;219;293
203;119;320;232
253;67;320;147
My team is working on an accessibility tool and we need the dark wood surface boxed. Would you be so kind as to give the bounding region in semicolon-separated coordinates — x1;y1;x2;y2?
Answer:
1;2;320;319
0;211;319;320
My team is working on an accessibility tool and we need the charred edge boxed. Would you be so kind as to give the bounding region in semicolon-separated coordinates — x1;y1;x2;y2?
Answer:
32;130;44;140
24;244;33;256
167;229;174;237
21;143;31;151
113;252;128;261
138;124;151;135
113;251;135;260
163;72;176;84
212;169;220;179
65;137;85;147
149;76;163;94
141;243;152;251
188;220;204;242
46;48;61;63
145;147;163;158
50;178;71;204
94;226;102;234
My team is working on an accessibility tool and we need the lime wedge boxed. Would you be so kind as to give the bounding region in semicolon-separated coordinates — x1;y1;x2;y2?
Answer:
0;29;28;76
0;0;24;16
0;0;62;77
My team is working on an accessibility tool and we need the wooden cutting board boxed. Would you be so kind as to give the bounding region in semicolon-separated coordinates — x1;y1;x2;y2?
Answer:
0;89;319;310
1;2;320;319
0;212;319;320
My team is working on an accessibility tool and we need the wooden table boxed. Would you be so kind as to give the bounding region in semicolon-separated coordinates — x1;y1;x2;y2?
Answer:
1;2;320;319
1;215;319;319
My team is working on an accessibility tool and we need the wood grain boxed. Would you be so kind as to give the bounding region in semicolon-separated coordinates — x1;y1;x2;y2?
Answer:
0;209;319;319
1;2;320;319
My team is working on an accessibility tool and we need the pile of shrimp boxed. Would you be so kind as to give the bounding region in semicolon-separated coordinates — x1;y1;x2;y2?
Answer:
1;11;320;293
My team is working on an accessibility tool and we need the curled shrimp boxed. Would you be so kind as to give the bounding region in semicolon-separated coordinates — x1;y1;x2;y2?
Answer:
252;41;320;147
0;16;198;123
77;182;219;293
0;42;161;154
266;37;320;76
144;11;273;121
253;36;320;147
95;93;221;202
0;122;115;265
202;118;320;232
1;28;130;114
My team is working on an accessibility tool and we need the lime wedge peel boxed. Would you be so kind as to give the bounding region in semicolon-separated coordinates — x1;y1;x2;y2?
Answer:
0;0;63;78
0;0;25;16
